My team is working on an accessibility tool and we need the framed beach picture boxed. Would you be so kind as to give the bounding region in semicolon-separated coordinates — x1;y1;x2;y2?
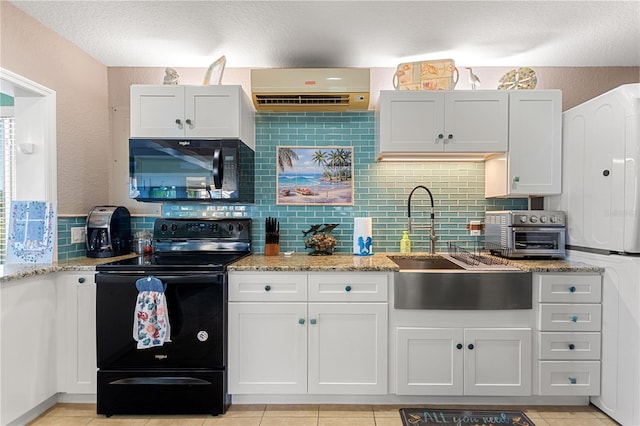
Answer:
276;146;354;206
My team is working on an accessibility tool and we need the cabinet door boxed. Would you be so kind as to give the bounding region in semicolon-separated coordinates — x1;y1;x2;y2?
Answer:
444;91;508;152
377;91;445;153
308;303;388;394
184;85;241;138
130;85;185;138
463;328;532;396
228;302;307;394
64;272;97;394
396;327;464;395
507;90;562;195
1;275;57;425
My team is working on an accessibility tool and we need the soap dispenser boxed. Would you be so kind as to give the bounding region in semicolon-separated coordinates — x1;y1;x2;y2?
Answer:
400;231;411;254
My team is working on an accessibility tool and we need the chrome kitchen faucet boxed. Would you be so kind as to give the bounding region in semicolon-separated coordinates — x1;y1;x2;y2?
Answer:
407;185;438;254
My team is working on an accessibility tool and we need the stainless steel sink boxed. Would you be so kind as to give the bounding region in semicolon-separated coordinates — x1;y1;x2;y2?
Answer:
389;256;464;270
390;256;532;310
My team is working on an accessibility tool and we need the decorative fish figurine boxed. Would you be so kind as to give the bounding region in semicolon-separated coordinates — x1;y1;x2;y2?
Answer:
302;225;322;236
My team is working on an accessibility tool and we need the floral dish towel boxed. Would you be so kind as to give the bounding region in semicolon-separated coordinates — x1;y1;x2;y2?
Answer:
133;276;171;349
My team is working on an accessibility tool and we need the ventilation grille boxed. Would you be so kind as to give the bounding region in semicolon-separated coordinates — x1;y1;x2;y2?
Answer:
255;94;350;106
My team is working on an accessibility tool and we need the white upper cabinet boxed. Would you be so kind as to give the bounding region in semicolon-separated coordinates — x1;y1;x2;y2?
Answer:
485;90;562;197
376;90;508;159
130;85;255;148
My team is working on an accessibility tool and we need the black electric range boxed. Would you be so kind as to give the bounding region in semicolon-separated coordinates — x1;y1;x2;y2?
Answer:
95;218;251;417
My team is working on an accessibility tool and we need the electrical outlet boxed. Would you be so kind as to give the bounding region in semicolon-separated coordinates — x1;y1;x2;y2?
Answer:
71;227;85;244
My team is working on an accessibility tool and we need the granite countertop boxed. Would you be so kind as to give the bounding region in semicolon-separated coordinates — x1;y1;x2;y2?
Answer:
0;254;139;283
1;251;603;283
228;252;604;273
228;253;399;272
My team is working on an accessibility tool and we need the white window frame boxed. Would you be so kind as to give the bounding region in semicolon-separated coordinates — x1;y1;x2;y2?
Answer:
0;68;57;261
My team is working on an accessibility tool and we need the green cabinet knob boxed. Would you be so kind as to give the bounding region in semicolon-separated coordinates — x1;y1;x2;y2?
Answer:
456;343;463;350
310;318;317;325
298;318;305;325
78;277;85;284
345;285;352;292
569;286;576;293
569;377;577;384
570;315;578;322
467;343;474;350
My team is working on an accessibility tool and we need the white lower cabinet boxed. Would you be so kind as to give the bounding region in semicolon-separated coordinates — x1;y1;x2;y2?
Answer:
58;271;97;394
396;327;531;396
534;272;602;396
228;271;389;395
228;302;307;394
1;275;58;425
307;302;387;394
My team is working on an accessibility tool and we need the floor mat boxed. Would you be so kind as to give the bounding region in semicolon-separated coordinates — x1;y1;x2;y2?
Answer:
399;408;535;426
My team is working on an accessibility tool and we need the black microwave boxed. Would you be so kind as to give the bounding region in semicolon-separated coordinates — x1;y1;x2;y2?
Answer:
129;139;254;203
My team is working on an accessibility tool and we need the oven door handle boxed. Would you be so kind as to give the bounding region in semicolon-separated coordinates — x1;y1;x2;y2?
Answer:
109;377;211;386
510;227;565;232
212;148;223;189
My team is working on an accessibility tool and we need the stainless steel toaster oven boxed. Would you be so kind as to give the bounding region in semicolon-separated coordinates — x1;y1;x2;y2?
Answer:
485;210;566;258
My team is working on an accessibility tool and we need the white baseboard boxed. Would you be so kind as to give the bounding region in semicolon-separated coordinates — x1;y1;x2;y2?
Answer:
7;395;57;426
230;394;590;406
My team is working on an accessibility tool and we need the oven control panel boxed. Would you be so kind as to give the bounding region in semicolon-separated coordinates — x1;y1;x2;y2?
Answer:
511;211;565;226
486;210;566;227
154;218;252;240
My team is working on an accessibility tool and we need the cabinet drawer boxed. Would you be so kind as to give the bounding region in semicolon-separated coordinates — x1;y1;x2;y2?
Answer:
538;274;601;303
538;332;601;360
229;272;307;301
539;304;601;332
538;361;600;396
308;273;389;302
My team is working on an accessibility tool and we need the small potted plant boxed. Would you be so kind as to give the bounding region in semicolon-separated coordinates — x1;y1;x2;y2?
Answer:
303;224;339;256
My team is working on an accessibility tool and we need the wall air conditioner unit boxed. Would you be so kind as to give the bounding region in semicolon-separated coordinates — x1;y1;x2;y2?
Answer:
251;68;370;112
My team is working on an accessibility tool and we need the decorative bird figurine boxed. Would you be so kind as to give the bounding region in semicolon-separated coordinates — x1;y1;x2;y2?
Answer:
163;67;179;85
465;67;481;90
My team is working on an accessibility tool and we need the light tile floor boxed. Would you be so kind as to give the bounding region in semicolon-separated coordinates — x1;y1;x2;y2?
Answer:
28;403;620;426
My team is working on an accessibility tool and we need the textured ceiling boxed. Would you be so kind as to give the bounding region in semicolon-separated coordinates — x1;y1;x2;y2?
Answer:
9;0;640;68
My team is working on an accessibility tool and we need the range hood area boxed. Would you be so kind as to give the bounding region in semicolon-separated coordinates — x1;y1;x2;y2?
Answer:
250;68;370;112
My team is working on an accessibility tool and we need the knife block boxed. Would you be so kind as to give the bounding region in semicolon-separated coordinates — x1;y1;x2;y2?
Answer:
265;243;280;256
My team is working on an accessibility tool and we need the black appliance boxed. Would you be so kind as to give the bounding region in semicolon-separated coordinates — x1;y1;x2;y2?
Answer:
129;139;254;203
86;206;131;258
95;217;251;417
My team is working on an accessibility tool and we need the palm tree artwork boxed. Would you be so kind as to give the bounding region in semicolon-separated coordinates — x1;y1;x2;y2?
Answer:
276;146;354;205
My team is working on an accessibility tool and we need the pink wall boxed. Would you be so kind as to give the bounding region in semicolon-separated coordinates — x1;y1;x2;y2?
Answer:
1;2;110;215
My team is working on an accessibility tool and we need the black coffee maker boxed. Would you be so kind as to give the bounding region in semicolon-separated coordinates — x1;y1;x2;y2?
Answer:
86;206;132;258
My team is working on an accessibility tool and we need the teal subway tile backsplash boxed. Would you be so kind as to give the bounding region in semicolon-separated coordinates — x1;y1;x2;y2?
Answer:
57;111;525;259
251;111;525;254
57;215;157;259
